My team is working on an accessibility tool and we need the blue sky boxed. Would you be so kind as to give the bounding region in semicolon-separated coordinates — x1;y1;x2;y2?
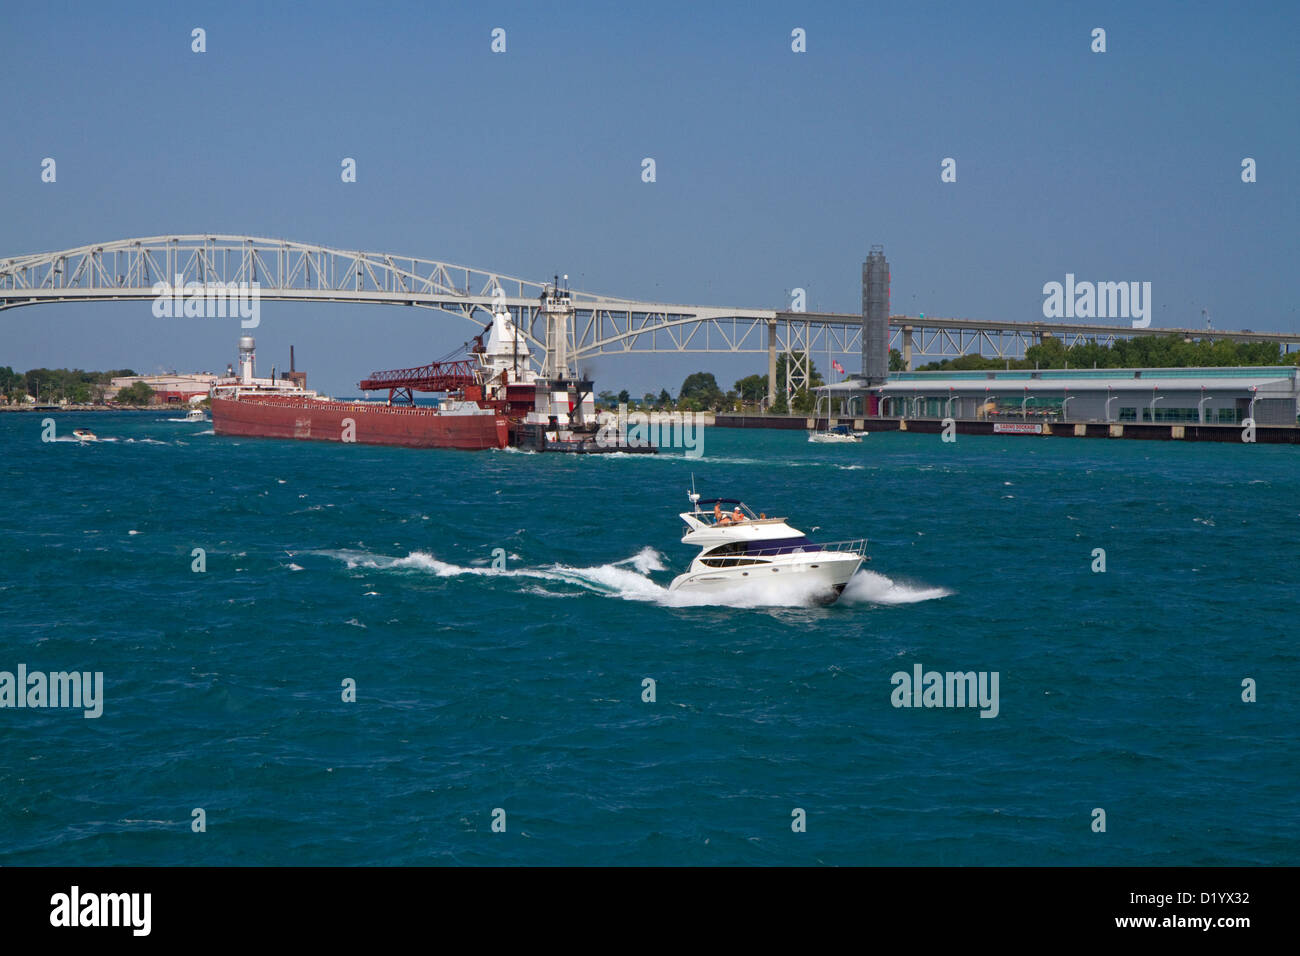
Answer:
2;0;1296;395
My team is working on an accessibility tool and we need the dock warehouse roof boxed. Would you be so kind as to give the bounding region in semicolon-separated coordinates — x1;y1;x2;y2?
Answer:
820;367;1299;396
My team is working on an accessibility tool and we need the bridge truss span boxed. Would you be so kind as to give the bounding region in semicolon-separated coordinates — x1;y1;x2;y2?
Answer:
3;236;1293;398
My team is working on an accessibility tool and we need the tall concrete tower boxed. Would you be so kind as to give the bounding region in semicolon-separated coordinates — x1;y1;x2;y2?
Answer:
238;335;256;384
861;246;890;385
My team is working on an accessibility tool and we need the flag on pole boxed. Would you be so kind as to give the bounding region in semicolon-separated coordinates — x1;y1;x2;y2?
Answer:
832;358;844;376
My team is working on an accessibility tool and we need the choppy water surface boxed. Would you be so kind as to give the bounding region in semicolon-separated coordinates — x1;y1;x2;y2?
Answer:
1;412;1296;865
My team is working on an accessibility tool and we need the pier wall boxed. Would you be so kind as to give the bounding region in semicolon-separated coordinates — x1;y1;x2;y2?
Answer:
712;415;1300;444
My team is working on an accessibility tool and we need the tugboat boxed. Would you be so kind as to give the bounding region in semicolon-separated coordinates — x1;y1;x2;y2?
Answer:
475;278;655;454
668;490;867;603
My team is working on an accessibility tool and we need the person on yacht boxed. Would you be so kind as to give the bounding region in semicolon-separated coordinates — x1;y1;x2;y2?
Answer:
713;502;724;524
731;507;744;524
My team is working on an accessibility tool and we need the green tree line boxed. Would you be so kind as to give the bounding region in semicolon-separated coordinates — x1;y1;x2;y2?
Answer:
0;366;138;404
916;334;1296;372
595;352;827;414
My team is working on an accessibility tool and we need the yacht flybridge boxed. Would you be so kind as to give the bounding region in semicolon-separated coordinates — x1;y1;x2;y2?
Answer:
668;491;867;604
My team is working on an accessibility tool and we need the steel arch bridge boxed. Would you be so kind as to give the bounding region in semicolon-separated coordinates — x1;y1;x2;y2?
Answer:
3;235;1294;398
0;233;779;349
0;234;823;394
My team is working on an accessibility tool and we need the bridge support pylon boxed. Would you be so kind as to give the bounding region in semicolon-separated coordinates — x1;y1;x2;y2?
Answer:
767;318;777;406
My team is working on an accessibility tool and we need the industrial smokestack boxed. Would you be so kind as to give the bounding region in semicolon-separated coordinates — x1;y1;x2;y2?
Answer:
290;345;295;372
862;246;890;385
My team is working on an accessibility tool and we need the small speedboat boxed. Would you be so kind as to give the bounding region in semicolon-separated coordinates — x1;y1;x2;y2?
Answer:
72;429;98;442
667;491;867;604
808;423;862;443
184;408;207;422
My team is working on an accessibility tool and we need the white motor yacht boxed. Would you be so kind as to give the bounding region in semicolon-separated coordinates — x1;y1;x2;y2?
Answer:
668;492;867;604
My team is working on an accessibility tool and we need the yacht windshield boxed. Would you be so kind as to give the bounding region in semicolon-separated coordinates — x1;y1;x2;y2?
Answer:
694;498;759;524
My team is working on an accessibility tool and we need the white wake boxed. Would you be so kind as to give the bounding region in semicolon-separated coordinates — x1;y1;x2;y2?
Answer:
321;547;950;610
839;569;952;605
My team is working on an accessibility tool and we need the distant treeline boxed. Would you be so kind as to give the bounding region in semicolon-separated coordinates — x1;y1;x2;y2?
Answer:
597;353;828;414
0;366;137;404
915;334;1297;372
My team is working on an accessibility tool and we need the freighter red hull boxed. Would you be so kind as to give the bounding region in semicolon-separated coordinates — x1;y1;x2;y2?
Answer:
211;395;508;450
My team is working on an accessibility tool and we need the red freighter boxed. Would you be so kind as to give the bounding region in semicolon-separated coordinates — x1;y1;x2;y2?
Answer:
211;278;655;454
210;336;508;450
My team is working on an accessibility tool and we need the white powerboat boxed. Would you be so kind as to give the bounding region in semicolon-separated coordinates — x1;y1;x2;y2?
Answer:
184;407;207;422
72;428;98;442
667;491;867;604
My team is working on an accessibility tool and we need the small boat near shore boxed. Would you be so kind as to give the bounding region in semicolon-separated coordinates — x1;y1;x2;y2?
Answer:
72;429;98;442
808;393;864;442
808;423;862;443
668;491;867;604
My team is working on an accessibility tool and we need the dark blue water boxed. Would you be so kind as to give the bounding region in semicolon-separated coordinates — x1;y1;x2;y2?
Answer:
1;411;1297;865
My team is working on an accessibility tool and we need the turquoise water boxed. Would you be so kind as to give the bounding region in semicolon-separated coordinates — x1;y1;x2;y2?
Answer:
1;412;1297;865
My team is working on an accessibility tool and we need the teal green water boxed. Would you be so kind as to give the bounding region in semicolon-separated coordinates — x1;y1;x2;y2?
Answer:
1;412;1296;865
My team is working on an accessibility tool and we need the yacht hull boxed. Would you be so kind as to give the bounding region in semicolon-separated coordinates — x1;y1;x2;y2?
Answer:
808;433;862;443
668;552;862;604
